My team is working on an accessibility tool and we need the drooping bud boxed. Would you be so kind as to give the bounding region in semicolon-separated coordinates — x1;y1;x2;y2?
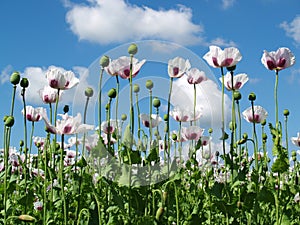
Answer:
155;207;164;221
85;87;94;97
128;43;138;55
18;214;36;222
100;55;110;68
10;71;21;85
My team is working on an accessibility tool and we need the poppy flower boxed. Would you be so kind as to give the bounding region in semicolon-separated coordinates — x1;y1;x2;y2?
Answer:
242;105;268;123
168;57;191;78
219;72;249;91
45;67;79;90
261;47;295;71
186;68;208;84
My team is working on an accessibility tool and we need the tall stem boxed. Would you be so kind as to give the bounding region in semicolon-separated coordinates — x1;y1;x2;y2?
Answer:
251;101;259;171
220;67;227;170
166;78;173;166
274;70;279;129
98;68;104;130
60;134;67;225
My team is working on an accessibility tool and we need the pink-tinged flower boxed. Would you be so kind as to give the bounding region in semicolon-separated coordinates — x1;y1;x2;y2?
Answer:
181;126;204;141
100;119;120;134
203;46;242;68
200;136;212;146
261;47;295;71
21;106;46;122
34;201;43;211
45;67;79;90
168;57;191;78
39;86;62;104
139;114;163;128
170;130;187;142
64;149;77;166
105;56;146;79
169;106;202;122
32;168;45;179
101;133;117;145
84;133;99;151
219;72;249;91
43;113;94;135
242;105;268;123
186;68;208;84
291;133;300;147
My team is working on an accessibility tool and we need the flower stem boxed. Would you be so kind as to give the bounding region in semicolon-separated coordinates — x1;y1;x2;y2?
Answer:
274;70;279;129
98;67;104;130
60;134;67;225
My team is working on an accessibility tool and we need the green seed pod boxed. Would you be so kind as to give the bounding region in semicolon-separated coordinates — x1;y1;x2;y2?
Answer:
121;114;127;121
262;133;267;141
128;43;138;55
233;91;242;101
261;119;266;126
3;115;8;122
292;150;297;157
99;55;110;68
108;88;117;99
20;78;29;88
133;84;140;93
152;97;161;108
215;151;220;157
243;133;248;140
5;116;14;127
171;133;177;141
163;114;168;121
208;128;213;134
229;121;236;131
19;140;24;147
85;87;94;97
146;80;154;90
10;71;21;85
248;92;256;101
283;109;290;116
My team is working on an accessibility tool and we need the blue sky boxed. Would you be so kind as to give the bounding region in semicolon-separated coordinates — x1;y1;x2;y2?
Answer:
1;0;300;155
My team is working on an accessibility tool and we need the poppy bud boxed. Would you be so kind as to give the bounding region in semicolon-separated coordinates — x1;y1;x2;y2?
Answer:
20;78;29;88
63;105;69;114
163;114;168;121
261;119;266;126
108;88;117;99
20;140;24;147
121;114;127;121
262;133;267;141
85;87;94;97
133;84;140;93
208;128;213;134
128;43;138;55
146;80;154;90
215;151;220;157
10;71;21;85
233;91;242;101
153;97;161;108
5;116;14;127
100;55;110;68
227;65;236;72
171;133;177;141
155;207;164;221
248;92;256;101
283;109;290;116
292;150;297;157
3;115;8;122
18;214;36;222
243;133;248;140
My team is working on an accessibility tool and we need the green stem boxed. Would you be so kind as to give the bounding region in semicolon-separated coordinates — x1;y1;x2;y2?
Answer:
251;101;259;171
149;90;153;148
129;55;134;135
220;67;227;170
274;70;279;129
167;77;173;166
60;134;67;225
193;84;197;124
81;96;90;157
136;93;141;140
115;75;120;151
173;181;180;224
98;67;104;130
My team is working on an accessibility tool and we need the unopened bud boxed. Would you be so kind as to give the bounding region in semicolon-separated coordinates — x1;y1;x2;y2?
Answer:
100;55;110;68
10;71;21;85
20;78;29;88
128;43;138;55
85;87;94;97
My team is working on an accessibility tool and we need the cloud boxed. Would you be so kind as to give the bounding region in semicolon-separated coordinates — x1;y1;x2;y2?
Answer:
171;75;231;133
221;0;236;9
209;37;237;47
16;66;94;109
65;0;204;46
280;15;300;45
0;65;13;84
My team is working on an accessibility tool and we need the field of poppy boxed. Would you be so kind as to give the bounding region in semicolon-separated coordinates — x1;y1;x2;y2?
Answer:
1;43;300;225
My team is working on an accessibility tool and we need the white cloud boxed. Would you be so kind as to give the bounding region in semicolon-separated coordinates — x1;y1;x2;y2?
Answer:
280;15;300;45
221;0;236;9
209;37;237;47
65;0;204;45
171;75;231;133
16;66;94;109
0;65;13;84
